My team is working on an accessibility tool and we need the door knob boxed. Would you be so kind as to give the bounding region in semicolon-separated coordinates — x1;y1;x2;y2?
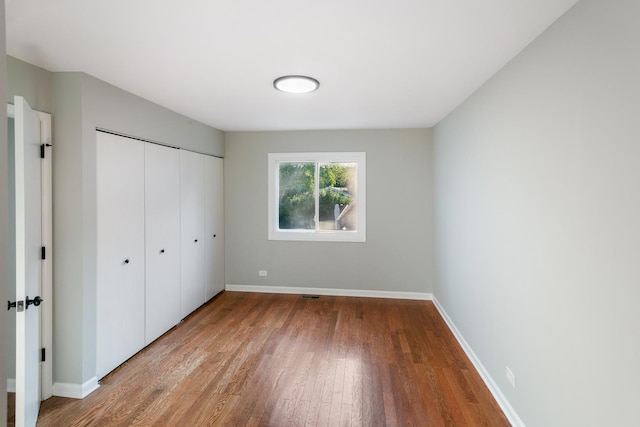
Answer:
7;300;16;311
160;249;165;254
25;296;43;309
194;239;198;243
124;258;130;264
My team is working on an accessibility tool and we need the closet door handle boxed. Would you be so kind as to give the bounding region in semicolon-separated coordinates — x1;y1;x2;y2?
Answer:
213;234;216;238
194;239;198;243
160;249;165;254
124;258;130;264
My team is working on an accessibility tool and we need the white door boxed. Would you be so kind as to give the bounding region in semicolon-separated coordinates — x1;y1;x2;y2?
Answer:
14;97;42;427
144;143;181;344
205;156;224;300
180;150;205;318
96;132;146;378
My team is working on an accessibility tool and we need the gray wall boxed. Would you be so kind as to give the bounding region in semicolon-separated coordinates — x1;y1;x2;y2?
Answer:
51;73;86;386
432;0;640;425
1;0;8;420
6;56;52;112
51;72;224;386
225;129;434;294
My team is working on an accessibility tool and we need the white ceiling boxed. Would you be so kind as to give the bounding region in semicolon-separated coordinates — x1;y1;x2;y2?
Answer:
6;0;578;132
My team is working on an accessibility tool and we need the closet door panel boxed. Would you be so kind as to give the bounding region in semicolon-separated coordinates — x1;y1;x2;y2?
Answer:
145;143;181;344
180;150;205;318
205;156;225;300
96;132;145;378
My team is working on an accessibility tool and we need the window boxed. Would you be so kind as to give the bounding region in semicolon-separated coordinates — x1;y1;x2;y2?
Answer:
268;152;366;242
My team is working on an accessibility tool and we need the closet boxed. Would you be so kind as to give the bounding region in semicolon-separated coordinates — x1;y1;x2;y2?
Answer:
96;133;146;378
205;156;225;299
179;150;206;318
96;131;224;379
144;143;181;345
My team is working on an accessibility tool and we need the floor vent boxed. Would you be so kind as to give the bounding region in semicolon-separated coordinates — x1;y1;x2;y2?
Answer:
300;295;321;300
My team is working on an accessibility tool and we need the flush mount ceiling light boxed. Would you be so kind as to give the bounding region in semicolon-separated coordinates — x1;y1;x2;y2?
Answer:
273;75;320;94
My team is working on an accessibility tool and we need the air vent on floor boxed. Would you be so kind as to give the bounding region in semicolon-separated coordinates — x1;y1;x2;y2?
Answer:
300;295;321;300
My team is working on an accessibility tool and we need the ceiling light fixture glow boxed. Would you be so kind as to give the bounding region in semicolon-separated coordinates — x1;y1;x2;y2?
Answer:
273;75;320;94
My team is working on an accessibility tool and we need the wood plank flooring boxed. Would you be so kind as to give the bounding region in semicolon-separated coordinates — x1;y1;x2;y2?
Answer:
34;291;510;426
7;392;14;427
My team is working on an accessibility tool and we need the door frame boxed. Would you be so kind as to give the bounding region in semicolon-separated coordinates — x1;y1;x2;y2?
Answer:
7;103;53;400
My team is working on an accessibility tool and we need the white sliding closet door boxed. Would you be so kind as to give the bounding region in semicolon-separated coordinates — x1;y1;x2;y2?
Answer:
180;150;205;318
96;132;145;378
145;143;181;344
205;156;224;300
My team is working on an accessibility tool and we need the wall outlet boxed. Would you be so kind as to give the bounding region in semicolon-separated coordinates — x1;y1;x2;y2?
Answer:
258;270;268;277
506;366;516;388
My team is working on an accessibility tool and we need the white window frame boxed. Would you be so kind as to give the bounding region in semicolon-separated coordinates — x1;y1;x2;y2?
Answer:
268;152;366;242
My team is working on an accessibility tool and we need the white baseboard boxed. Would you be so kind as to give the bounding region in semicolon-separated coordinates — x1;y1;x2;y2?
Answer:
53;377;100;399
7;378;15;393
225;284;432;300
432;297;525;427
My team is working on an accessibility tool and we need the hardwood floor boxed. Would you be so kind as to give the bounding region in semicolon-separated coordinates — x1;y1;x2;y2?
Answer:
35;292;510;426
7;392;15;427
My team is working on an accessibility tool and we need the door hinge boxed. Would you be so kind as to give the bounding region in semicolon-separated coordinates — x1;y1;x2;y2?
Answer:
41;348;46;362
41;246;46;260
40;143;52;159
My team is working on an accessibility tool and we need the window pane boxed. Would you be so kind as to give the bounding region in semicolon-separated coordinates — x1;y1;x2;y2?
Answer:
278;162;315;230
269;152;365;242
318;162;357;231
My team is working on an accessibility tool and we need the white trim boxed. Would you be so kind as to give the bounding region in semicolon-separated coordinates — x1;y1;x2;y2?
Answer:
432;298;526;427
7;378;16;393
52;377;100;399
37;110;53;400
225;284;432;300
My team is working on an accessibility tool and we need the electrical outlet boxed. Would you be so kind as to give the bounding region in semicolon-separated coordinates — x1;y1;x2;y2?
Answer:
258;270;268;277
505;366;516;388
